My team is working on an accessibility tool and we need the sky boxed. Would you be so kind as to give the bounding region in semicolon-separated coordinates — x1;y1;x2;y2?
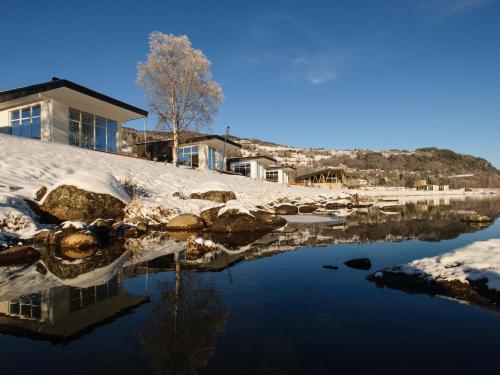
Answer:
1;0;499;167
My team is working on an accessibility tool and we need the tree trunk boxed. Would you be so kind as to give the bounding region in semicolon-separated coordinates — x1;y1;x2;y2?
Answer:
170;94;179;167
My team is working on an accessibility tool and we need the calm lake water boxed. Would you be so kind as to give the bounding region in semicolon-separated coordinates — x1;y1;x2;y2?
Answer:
1;196;500;374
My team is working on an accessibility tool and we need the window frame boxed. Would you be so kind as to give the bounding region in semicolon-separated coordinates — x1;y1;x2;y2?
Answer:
266;170;279;182
9;103;42;140
69;108;118;153
231;161;252;177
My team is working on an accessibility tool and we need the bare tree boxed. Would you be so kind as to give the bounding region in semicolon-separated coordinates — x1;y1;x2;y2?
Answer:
137;32;223;166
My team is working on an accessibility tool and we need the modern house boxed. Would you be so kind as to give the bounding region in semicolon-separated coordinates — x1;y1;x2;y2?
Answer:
0;77;147;153
135;135;242;170
227;156;295;184
293;167;347;189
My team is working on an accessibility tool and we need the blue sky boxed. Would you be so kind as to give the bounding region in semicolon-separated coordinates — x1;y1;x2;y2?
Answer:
1;0;499;167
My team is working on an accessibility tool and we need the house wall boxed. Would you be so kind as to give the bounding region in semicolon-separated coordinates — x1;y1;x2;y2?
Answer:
0;96;124;152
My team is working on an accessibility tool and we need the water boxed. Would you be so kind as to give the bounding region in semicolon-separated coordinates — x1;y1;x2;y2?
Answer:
1;196;500;374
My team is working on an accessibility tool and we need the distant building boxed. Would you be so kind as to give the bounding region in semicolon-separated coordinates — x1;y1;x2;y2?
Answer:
293;167;347;189
135;135;241;171
0;77;147;153
226;156;295;184
414;180;428;190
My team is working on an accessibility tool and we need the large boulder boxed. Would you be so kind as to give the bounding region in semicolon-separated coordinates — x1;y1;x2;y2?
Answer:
200;206;223;227
344;258;372;270
0;245;40;266
189;190;236;203
210;209;286;233
274;204;299;215
41;185;126;223
298;205;317;214
60;231;97;250
166;214;205;231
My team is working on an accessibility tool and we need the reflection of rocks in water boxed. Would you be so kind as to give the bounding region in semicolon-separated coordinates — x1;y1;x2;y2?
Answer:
43;241;127;280
140;271;227;375
182;197;500;271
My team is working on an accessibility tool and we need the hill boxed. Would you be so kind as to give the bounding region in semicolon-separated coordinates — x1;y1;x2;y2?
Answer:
121;127;500;188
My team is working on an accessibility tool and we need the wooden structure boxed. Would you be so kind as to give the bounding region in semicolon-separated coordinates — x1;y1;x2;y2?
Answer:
293;168;347;189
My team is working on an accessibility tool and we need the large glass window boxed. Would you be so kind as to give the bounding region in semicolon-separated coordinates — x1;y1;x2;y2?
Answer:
231;162;251;177
266;170;279;182
10;104;41;139
178;146;199;168
207;147;217;170
69;108;117;152
106;120;117;153
95;117;107;151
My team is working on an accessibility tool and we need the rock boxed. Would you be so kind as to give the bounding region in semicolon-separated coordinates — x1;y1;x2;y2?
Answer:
0;245;40;266
324;202;347;209
210;209;286;233
60;231;97;250
33;229;52;245
189;190;236;203
185;237;218;258
322;265;339;270
36;262;47;275
123;225;147;238
41;185;126;224
275;204;299;215
298;205;317;214
344;258;372;270
91;218;113;239
461;214;493;223
166;214;205;231
200;206;223;227
35;186;48;201
61;247;95;260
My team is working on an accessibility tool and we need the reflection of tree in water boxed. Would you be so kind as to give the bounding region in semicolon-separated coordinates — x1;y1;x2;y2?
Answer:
140;256;227;375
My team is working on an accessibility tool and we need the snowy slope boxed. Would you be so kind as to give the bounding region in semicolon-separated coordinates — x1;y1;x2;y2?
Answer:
0;134;341;239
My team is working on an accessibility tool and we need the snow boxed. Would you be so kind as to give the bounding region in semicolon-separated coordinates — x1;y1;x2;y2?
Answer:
0;134;348;238
42;170;131;204
381;239;500;291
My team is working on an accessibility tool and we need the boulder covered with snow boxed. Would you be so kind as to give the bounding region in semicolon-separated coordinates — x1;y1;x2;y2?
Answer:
41;171;130;223
189;190;236;203
368;239;500;307
210;208;286;233
166;213;206;231
274;204;299;215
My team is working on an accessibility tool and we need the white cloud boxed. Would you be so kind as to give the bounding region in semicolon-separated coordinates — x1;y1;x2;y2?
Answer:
293;56;338;85
419;0;494;19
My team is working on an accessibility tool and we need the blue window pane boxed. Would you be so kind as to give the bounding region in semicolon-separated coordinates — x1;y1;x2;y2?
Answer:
11;120;20;136
106;120;117;152
32;117;41;139
32;118;41;138
11;110;19;120
32;105;41;117
21;119;31;137
21;107;30;119
95;118;106;151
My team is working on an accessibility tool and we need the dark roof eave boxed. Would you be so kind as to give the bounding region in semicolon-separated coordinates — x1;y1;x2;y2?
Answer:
0;78;148;117
227;155;277;163
135;135;241;148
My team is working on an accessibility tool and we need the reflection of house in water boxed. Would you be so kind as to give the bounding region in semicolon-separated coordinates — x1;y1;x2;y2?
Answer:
0;275;148;344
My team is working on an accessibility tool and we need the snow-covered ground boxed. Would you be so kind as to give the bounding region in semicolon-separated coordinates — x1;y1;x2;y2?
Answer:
374;239;500;292
0;135;343;240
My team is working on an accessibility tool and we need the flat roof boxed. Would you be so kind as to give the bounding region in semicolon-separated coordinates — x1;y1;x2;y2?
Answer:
0;77;148;117
227;155;277;163
266;165;296;171
136;134;241;148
